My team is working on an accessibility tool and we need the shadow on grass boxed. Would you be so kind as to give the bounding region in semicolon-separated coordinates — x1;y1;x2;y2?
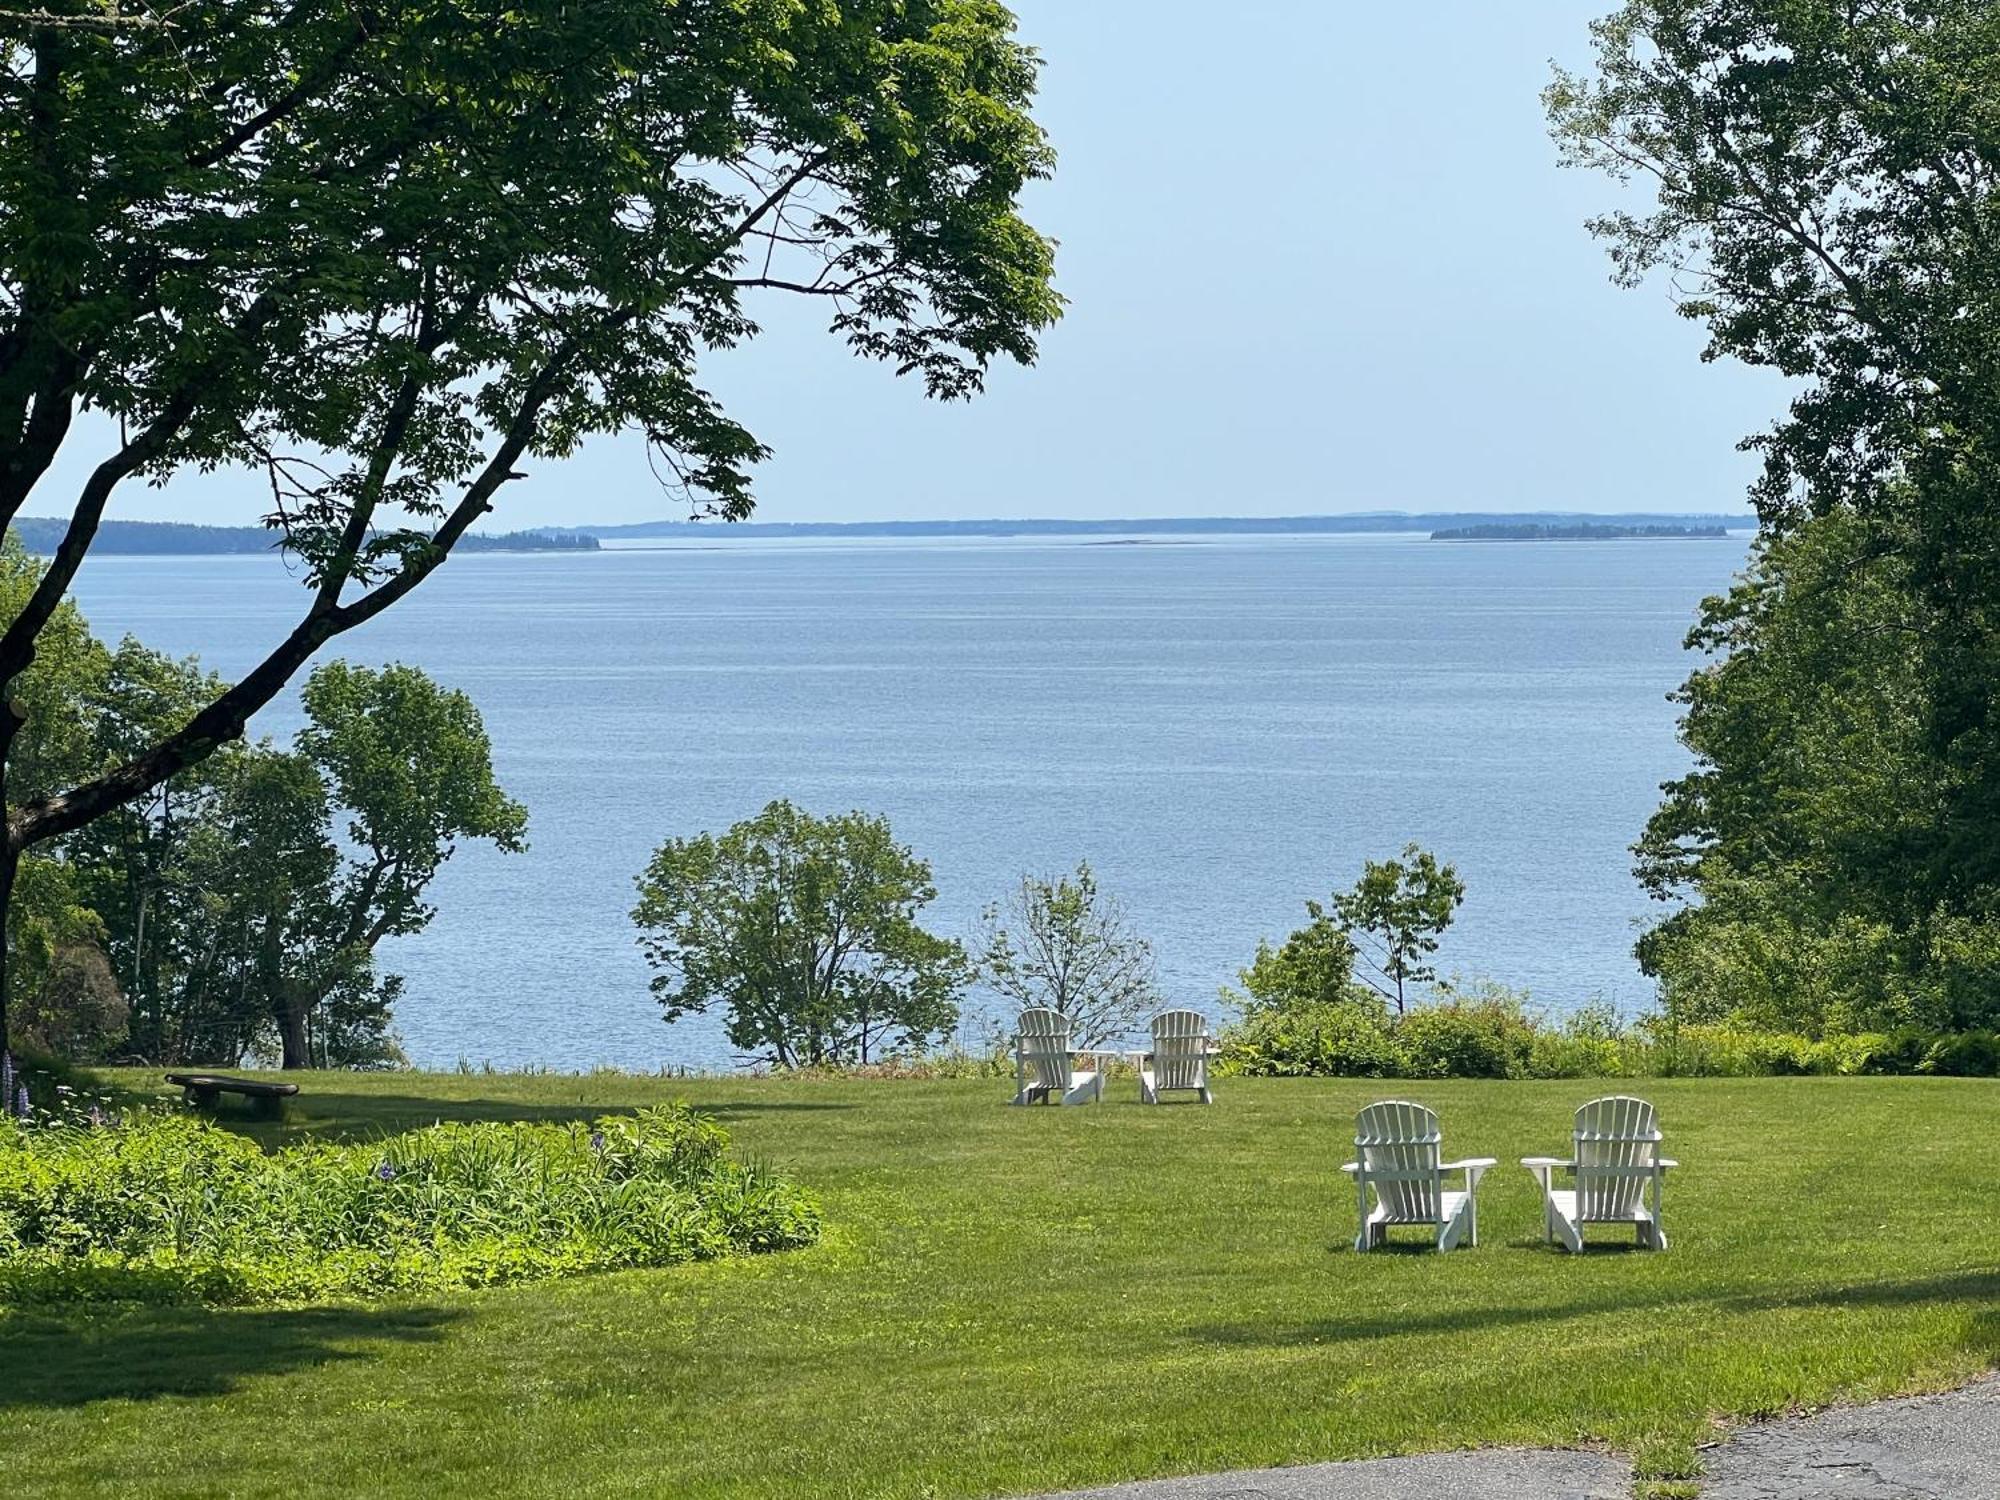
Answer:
1324;1235;1657;1256
188;1092;856;1146
0;1303;457;1409
1191;1269;2000;1349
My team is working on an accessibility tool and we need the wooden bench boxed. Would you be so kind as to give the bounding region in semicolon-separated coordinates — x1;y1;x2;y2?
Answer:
165;1073;300;1118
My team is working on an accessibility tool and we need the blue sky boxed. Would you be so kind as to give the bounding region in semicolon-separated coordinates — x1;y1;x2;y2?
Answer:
48;1;1781;530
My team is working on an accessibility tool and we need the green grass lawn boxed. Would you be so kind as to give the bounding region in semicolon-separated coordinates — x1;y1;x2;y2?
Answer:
3;1073;1996;1499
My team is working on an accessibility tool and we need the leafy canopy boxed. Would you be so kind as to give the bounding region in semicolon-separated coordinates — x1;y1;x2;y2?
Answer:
1551;1;2000;1033
1547;1;2000;527
4;0;1061;547
0;0;1057;1051
0;538;526;1064
632;800;968;1068
1548;0;2000;901
1634;508;2000;1034
75;654;527;1067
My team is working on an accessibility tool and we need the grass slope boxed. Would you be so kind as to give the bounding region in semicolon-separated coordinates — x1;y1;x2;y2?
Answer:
2;1073;1995;1499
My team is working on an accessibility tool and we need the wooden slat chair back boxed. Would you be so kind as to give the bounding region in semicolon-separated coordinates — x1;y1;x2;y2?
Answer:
1010;1008;1102;1106
1141;1008;1212;1104
1576;1095;1660;1223
1357;1100;1443;1226
1342;1101;1494;1252
1522;1095;1676;1251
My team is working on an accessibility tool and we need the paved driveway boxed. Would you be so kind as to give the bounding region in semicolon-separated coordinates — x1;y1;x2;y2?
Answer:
1028;1376;1999;1499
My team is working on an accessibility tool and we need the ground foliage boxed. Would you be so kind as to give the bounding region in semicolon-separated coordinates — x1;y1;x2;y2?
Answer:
0;1102;819;1305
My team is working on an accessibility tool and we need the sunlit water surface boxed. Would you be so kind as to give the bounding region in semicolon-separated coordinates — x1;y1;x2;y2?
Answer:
65;531;1746;1069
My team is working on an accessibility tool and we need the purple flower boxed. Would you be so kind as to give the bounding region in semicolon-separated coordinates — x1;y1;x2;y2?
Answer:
374;1161;398;1182
13;1083;30;1121
87;1105;106;1128
589;1131;606;1153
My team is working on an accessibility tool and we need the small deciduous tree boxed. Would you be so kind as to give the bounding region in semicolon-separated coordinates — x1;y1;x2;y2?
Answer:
1331;845;1466;1015
632;801;967;1068
979;861;1160;1045
70;659;526;1067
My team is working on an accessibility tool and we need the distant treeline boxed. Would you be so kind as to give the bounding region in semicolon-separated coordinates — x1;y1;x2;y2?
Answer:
7;518;600;556
1430;523;1731;542
456;530;600;553
577;511;1753;540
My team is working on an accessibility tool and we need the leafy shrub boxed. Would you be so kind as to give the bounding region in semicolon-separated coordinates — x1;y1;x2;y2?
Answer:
1524;1029;1630;1080
1647;1025;1807;1077
1216;975;2000;1081
1921;1029;2000;1077
1223;908;1373;1018
1811;1032;1888;1076
1745;1031;1817;1076
1397;1003;1532;1080
1642;1025;1892;1077
0;1104;819;1306
1861;1029;1936;1075
1218;1002;1405;1078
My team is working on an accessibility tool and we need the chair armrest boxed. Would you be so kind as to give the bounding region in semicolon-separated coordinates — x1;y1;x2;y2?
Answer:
1657;1158;1679;1170
1444;1156;1496;1189
1519;1156;1572;1168
1339;1161;1360;1176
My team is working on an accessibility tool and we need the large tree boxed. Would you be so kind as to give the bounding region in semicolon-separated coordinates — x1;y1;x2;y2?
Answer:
1547;2;2000;526
62;650;524;1066
0;0;1059;1050
1547;2;2000;901
1633;507;1999;1034
1550;1;2000;1028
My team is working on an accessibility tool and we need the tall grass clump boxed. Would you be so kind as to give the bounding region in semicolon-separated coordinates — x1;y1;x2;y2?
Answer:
0;1104;819;1306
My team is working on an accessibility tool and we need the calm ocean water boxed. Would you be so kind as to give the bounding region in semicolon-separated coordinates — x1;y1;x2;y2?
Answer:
64;532;1747;1070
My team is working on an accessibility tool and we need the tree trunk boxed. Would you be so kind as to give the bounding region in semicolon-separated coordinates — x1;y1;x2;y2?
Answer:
0;834;16;1060
278;993;310;1070
0;687;18;1060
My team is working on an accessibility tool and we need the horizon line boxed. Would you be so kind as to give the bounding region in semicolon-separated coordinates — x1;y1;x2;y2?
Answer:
563;507;1757;532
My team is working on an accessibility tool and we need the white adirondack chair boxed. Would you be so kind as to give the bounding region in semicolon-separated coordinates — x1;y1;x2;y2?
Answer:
1341;1100;1495;1251
1010;1008;1103;1106
1140;1009;1212;1104
1522;1096;1677;1252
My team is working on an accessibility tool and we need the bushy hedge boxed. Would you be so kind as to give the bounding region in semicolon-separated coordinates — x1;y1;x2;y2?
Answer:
0;1104;820;1306
1217;995;2000;1081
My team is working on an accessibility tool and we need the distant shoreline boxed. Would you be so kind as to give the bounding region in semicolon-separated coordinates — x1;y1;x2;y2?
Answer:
574;510;1754;541
6;517;600;558
9;511;1754;558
